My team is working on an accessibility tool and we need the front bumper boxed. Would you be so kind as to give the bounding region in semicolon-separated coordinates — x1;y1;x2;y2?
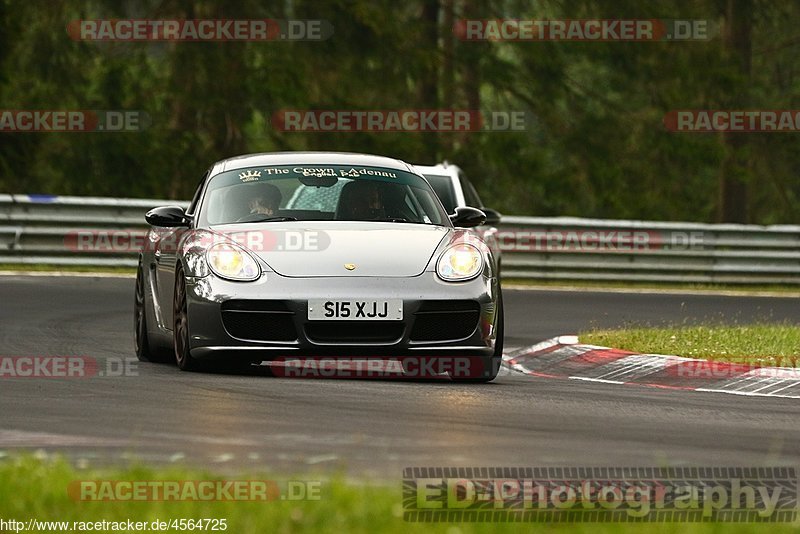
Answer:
185;271;500;360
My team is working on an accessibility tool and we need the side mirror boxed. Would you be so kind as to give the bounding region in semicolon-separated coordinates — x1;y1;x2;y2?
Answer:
449;206;486;228
480;208;502;226
145;206;190;227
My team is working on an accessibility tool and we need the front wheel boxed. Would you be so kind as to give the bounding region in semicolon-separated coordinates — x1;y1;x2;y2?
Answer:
135;264;171;362
173;265;201;371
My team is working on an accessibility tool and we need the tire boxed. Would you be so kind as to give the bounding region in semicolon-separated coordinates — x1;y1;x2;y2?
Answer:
173;264;202;371
450;288;504;383
134;264;171;363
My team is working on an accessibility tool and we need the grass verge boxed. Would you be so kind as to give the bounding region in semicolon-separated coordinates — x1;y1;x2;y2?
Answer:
0;457;797;533
580;324;800;366
503;278;800;296
0;264;135;275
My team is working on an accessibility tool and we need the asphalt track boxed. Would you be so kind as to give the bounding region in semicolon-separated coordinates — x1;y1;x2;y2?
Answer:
0;275;798;476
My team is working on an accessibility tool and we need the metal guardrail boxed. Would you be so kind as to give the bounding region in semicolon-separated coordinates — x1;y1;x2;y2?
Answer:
498;216;800;285
0;194;188;268
1;194;799;284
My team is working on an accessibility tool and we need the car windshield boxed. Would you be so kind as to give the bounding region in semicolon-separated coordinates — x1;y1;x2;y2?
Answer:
198;164;450;227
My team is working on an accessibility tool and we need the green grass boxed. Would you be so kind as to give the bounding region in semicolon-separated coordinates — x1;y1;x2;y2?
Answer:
0;263;135;274
503;278;800;296
581;324;800;367
0;457;797;533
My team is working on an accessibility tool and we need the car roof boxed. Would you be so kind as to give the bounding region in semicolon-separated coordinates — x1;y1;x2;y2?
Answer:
412;163;462;180
210;152;418;177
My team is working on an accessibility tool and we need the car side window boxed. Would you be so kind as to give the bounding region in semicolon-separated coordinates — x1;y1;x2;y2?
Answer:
423;174;457;213
459;173;483;208
187;171;208;215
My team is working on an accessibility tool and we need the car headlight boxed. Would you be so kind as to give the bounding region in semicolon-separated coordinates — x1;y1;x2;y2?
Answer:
437;243;483;281
206;243;260;281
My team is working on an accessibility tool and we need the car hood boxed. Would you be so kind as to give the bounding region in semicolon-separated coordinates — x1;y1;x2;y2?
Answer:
211;222;451;277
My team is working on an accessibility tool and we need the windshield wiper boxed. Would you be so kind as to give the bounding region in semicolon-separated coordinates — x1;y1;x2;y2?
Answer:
370;218;436;225
370;217;410;223
241;216;298;223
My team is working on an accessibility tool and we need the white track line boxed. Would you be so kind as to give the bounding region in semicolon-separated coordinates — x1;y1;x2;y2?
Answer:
695;388;800;400
568;376;625;385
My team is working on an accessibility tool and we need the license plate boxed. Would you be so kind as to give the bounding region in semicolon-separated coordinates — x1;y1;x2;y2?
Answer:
307;299;403;320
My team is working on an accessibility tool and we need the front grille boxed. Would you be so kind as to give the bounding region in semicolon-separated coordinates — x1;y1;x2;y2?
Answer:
221;300;297;342
222;300;291;312
305;321;404;344
410;300;480;342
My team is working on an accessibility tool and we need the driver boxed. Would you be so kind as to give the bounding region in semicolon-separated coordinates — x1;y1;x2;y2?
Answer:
225;182;282;222
339;181;387;220
227;182;282;221
247;183;282;216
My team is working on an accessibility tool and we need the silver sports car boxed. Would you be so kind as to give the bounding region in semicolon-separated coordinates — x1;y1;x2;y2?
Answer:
134;152;503;381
